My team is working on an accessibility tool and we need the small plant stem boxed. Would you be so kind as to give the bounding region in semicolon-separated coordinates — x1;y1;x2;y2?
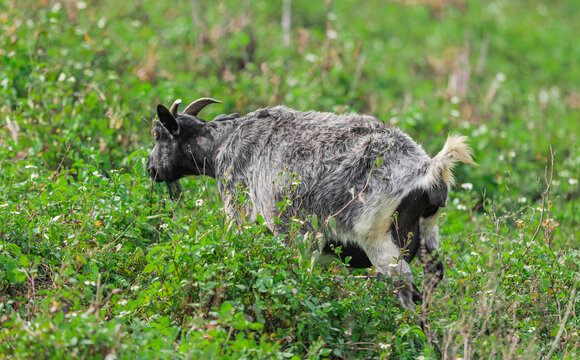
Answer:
544;282;577;359
35;141;72;200
529;147;554;247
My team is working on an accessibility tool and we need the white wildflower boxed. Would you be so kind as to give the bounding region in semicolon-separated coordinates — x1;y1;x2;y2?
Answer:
450;109;461;118
326;29;338;39
473;124;488;136
51;2;62;12
517;197;527;203
195;199;204;207
539;90;549;104
379;342;390;349
118;299;128;306
117;310;131;318
457;204;467;210
305;53;318;63
569;178;578;185
461;183;473;190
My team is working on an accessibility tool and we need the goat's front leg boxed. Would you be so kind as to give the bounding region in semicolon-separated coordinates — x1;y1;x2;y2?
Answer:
362;239;421;309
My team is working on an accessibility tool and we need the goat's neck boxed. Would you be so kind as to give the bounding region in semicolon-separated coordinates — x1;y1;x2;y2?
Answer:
200;119;240;178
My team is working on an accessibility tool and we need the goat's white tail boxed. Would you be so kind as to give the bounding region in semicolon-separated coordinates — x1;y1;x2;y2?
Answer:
428;135;476;187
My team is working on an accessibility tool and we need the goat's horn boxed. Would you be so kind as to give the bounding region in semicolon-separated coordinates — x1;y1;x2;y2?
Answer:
169;99;182;117
183;97;222;116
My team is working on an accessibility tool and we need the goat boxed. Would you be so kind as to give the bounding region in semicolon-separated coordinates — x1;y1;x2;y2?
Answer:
146;98;475;309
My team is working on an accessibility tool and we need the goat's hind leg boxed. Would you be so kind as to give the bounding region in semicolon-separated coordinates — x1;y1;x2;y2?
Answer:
421;250;445;301
418;216;445;297
362;239;422;309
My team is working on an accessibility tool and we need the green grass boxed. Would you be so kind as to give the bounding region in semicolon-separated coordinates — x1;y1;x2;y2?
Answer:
1;0;578;358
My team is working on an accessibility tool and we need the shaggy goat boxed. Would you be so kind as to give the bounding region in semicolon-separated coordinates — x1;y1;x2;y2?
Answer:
146;98;475;309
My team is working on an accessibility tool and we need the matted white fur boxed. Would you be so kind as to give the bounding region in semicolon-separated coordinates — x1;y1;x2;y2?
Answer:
419;214;439;252
354;196;402;246
361;233;412;277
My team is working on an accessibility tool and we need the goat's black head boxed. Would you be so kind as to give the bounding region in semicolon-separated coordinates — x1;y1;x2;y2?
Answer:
146;98;221;183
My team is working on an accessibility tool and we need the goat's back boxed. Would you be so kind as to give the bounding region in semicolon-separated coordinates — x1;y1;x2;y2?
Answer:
214;106;433;229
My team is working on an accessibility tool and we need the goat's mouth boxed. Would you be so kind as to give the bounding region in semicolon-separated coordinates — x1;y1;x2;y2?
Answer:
166;180;183;200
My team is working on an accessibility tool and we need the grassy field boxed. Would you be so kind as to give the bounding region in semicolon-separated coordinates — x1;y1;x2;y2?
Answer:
1;0;578;358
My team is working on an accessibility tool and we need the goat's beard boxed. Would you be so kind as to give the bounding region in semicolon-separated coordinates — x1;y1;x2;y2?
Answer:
166;180;183;200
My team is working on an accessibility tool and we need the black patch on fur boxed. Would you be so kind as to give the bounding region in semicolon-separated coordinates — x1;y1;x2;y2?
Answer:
427;179;448;208
350;127;373;136
256;109;270;118
391;188;428;262
323;240;372;268
213;113;241;122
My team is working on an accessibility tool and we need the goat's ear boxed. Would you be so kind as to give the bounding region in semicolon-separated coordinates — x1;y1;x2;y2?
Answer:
157;104;180;136
427;182;448;208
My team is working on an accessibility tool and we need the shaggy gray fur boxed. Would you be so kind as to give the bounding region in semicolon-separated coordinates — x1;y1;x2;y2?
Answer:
147;100;474;309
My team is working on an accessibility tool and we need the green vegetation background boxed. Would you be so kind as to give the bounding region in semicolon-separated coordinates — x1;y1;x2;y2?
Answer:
0;0;578;358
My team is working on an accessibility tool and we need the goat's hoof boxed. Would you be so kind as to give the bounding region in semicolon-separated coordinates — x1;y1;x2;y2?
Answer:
396;281;422;309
